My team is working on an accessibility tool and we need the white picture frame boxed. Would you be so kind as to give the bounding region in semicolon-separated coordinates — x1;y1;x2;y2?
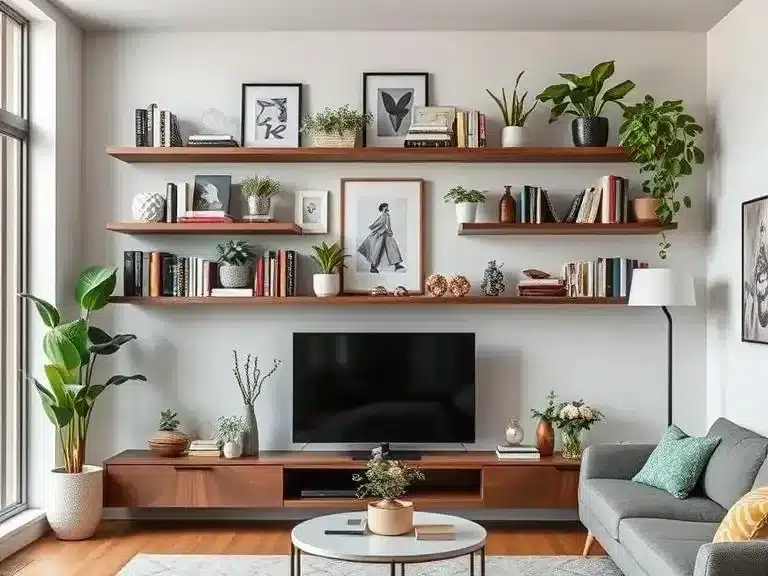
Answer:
241;83;302;148
295;190;329;234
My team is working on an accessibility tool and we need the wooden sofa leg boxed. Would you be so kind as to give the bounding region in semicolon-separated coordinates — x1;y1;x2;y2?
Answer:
582;531;595;557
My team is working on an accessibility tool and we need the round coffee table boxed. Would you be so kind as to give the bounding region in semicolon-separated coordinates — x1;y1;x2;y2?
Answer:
290;511;487;576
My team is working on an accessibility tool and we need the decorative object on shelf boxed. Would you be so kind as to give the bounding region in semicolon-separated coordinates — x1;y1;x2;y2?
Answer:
448;275;471;297
241;83;302;148
499;185;516;224
199;108;240;140
619;95;704;259
310;241;348;297
487;70;538;148
341;178;425;294
530;390;559;458
537;61;635;147
743;196;768;344
481;260;506;296
393;285;409;297
232;350;282;457
554;399;604;459
425;273;448;297
302;105;373;148
193;175;232;214
629;269;695;425
21;266;146;539
131;191;166;223
240;175;280;222
370;285;388;296
363;72;429;147
523;269;551;280
504;418;525;446
216;415;245;459
216;240;256;288
294;190;329;234
353;452;425;536
444;186;486;225
147;410;189;458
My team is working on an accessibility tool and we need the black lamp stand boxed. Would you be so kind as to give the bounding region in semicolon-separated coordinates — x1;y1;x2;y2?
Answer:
662;306;673;427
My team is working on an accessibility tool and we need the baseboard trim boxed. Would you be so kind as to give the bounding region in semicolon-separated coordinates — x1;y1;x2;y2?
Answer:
0;509;48;562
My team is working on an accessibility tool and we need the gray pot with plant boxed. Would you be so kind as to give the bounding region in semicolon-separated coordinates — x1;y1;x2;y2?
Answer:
444;186;486;224
311;241;348;297
537;61;635;147
232;350;282;456
241;175;280;222
619;95;704;259
301;105;373;148
216;240;257;288
486;70;538;147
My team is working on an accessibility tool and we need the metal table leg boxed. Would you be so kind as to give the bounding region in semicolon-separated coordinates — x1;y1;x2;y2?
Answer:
470;551;475;576
290;544;295;576
400;563;405;576
481;545;486;576
296;547;301;576
390;562;395;576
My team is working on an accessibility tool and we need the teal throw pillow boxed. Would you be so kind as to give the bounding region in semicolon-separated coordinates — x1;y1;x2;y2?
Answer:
632;425;721;499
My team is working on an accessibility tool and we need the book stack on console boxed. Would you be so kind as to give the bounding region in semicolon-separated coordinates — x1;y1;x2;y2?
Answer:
496;444;541;460
517;277;567;298
187;134;239;147
188;439;221;457
404;106;455;148
179;210;233;224
415;524;455;541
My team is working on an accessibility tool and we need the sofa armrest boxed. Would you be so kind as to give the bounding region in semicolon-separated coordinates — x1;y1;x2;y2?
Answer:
580;443;655;481
694;541;768;576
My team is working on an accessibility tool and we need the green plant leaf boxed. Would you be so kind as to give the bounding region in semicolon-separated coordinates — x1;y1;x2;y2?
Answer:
683;196;692;208
603;80;635;102
19;294;60;328
692;147;705;164
69;384;89;417
680;160;693;176
58;319;89;365
85;384;106;405
76;266;117;311
590;61;615;89
558;73;583;86
89;333;137;356
104;374;147;388
43;327;82;371
537;84;570;102
44;364;73;411
27;374;72;428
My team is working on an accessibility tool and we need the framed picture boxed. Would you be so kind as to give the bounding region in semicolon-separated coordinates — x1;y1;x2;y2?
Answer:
341;178;425;294
193;175;232;213
295;190;328;234
743;194;768;343
241;83;302;148
363;72;429;147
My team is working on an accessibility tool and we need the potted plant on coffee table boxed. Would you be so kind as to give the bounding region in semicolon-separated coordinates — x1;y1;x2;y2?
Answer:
537;61;635;147
216;240;257;288
444;186;486;224
310;241;348;297
486;70;538;147
21;266;146;540
302;105;373;148
240;175;280;222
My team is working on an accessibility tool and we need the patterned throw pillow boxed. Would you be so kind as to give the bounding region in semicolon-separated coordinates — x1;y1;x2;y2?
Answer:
632;425;721;499
714;487;768;542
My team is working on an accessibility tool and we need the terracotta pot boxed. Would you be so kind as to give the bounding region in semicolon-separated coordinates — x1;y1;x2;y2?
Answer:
633;198;661;223
367;500;414;535
536;420;555;458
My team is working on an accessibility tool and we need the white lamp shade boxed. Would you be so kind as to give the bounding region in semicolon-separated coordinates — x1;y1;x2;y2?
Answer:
628;268;696;307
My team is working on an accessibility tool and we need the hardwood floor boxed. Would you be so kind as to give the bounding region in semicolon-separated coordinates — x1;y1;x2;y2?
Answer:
0;521;605;576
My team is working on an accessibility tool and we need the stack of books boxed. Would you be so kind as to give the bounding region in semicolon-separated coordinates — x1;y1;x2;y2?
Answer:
517;186;560;223
563;258;649;298
188;134;239;147
179;210;233;224
496;444;541;460
456;110;487;148
123;251;217;297
517;277;567;298
163;183;190;223
415;524;455;541
188;439;221;457
135;103;183;147
255;250;298;297
404;106;455;148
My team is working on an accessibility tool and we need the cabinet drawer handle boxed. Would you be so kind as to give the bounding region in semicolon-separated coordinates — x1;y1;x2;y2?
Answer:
174;466;214;471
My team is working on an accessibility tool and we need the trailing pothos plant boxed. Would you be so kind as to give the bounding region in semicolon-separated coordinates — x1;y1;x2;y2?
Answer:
21;266;146;473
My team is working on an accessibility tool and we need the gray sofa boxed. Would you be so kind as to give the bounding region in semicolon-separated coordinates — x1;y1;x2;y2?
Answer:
579;418;768;576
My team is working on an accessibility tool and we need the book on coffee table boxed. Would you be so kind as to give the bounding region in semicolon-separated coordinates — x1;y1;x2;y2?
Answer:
415;524;455;541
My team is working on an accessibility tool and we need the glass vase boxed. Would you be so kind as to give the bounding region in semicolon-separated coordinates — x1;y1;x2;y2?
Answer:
561;429;584;459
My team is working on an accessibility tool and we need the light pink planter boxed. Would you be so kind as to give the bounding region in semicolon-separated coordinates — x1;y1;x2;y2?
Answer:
367;500;414;536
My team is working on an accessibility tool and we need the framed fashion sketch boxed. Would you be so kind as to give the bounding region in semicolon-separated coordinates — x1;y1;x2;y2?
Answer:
743;194;768;344
341;178;425;294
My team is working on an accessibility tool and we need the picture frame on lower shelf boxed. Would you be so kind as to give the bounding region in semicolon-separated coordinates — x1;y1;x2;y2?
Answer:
295;190;328;234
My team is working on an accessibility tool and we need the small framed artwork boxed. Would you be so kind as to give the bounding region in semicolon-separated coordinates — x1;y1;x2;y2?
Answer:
341;178;425;294
193;175;232;212
742;194;768;343
241;83;302;148
295;190;329;234
363;72;429;147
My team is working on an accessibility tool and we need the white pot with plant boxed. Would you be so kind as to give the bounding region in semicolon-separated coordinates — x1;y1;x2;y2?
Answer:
444;186;486;224
21;266;146;540
216;240;257;288
241;175;281;222
487;70;538;147
310;241;348;297
216;415;246;459
353;452;425;536
301;105;373;148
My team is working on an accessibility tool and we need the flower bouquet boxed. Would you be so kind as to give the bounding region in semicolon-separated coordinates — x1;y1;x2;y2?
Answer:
554;400;604;459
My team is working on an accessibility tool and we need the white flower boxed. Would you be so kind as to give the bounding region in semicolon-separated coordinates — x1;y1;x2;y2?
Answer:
388;466;403;476
579;405;594;420
560;404;580;420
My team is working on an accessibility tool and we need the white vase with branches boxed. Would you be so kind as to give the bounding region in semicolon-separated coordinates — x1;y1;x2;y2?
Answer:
232;350;282;457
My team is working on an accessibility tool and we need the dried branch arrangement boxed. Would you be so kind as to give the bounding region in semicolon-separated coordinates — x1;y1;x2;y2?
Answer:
232;349;282;405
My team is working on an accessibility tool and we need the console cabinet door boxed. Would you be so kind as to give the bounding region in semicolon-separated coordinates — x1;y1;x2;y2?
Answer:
482;466;578;509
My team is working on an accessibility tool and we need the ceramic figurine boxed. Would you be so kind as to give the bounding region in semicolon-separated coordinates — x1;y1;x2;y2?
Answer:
426;274;448;297
448;275;471;297
504;418;525;445
393;286;409;297
132;192;166;222
480;260;506;296
370;285;388;296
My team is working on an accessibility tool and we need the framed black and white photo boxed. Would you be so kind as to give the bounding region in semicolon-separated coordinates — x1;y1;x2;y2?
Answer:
295;190;328;234
743;194;768;343
363;73;429;147
193;175;232;213
241;83;302;147
341;179;424;294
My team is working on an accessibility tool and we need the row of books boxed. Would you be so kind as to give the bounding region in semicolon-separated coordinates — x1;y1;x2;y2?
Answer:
496;444;541;460
402;106;487;148
517;277;567;298
188;439;222;457
517;187;560;223
563;258;649;298
456;110;487;148
255;250;299;297
135;103;183;147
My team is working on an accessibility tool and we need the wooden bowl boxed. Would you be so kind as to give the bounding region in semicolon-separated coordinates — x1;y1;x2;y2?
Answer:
148;431;189;458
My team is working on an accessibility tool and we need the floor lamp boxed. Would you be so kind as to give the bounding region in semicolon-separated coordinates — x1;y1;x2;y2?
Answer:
628;269;695;427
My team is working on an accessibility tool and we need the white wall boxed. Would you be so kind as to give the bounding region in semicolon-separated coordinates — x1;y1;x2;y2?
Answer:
706;0;768;435
82;31;707;463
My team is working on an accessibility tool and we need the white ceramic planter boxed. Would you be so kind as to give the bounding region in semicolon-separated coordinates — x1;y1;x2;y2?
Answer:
223;441;243;459
47;465;103;540
455;203;478;224
313;273;340;297
219;264;250;288
502;126;526;148
367;500;414;536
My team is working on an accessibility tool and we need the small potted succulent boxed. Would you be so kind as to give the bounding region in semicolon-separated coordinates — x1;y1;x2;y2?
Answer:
216;415;246;459
486;70;538;147
216;240;257;288
444;186;486;224
530;390;559;457
302;105;373;148
554;400;604;459
310;241;348;297
148;409;189;458
240;175;280;222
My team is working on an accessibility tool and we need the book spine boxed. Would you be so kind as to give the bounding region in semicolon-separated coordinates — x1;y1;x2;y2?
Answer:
270;252;276;297
479;113;487;147
149;252;160;297
166;183;177;224
153;106;161;148
176;183;187;220
159;111;167;147
170;113;183;147
613;257;620;299
281;250;288;298
160;254;172;296
123;252;135;296
185;257;190;297
257;256;264;297
133;251;143;297
287;250;295;296
264;252;271;297
135;109;147;147
146;104;155;147
609;176;617;224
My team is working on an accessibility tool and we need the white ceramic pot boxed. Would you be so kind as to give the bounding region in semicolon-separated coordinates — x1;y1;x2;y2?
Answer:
219;264;250;288
455;202;478;224
367;500;414;536
223;441;243;459
502;126;526;147
313;273;340;297
47;465;103;541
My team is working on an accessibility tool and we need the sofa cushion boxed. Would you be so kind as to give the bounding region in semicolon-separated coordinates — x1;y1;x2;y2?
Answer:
703;418;768;509
754;457;768;489
619;518;719;576
581;478;726;539
714;486;768;542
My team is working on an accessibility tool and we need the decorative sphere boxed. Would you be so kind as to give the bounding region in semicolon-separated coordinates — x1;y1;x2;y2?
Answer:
370;285;388;296
393;286;409;297
448;275;471;297
132;192;166;222
505;418;525;445
426;274;448;297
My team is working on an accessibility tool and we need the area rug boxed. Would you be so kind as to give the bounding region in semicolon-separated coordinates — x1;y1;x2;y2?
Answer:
119;554;622;575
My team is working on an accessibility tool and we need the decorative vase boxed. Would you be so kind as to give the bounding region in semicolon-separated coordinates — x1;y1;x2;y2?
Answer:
499;185;515;224
502;126;526;148
147;430;189;457
312;131;357;148
131;192;166;222
536;420;555;457
504;418;525;445
219;264;250;288
245;196;272;222
367;500;414;536
571;117;609;147
561;429;584;459
47;465;103;540
633;198;661;223
242;404;259;457
455;202;478;224
313;273;340;297
480;260;505;296
222;441;242;459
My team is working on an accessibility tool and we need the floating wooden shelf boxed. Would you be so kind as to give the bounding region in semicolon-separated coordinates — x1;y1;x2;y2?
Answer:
458;222;678;236
106;221;302;235
106;146;629;164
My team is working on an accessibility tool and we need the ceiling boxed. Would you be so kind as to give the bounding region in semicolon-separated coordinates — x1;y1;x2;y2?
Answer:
54;0;741;32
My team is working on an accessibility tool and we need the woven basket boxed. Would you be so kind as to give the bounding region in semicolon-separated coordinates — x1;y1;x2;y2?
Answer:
312;131;357;148
148;431;189;458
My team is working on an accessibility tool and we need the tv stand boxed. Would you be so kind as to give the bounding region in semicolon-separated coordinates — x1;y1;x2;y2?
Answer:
350;450;423;461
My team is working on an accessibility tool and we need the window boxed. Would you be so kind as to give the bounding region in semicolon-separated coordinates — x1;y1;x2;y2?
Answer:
0;2;27;522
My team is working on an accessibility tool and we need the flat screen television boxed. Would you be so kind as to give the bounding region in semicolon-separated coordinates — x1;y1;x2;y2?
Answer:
293;332;475;444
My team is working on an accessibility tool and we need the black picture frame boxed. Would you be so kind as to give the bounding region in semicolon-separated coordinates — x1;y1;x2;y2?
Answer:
742;193;768;344
362;72;429;147
193;175;232;213
241;83;303;148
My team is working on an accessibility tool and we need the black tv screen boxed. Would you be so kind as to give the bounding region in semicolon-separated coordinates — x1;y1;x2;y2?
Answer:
293;333;476;444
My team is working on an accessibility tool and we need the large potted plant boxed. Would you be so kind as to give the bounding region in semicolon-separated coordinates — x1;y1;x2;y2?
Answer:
240;175;280;222
302;105;373;148
486;70;538;147
619;95;704;259
216;240;257;288
444;186;486;224
310;241;348;297
21;266;145;540
537;61;635;147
